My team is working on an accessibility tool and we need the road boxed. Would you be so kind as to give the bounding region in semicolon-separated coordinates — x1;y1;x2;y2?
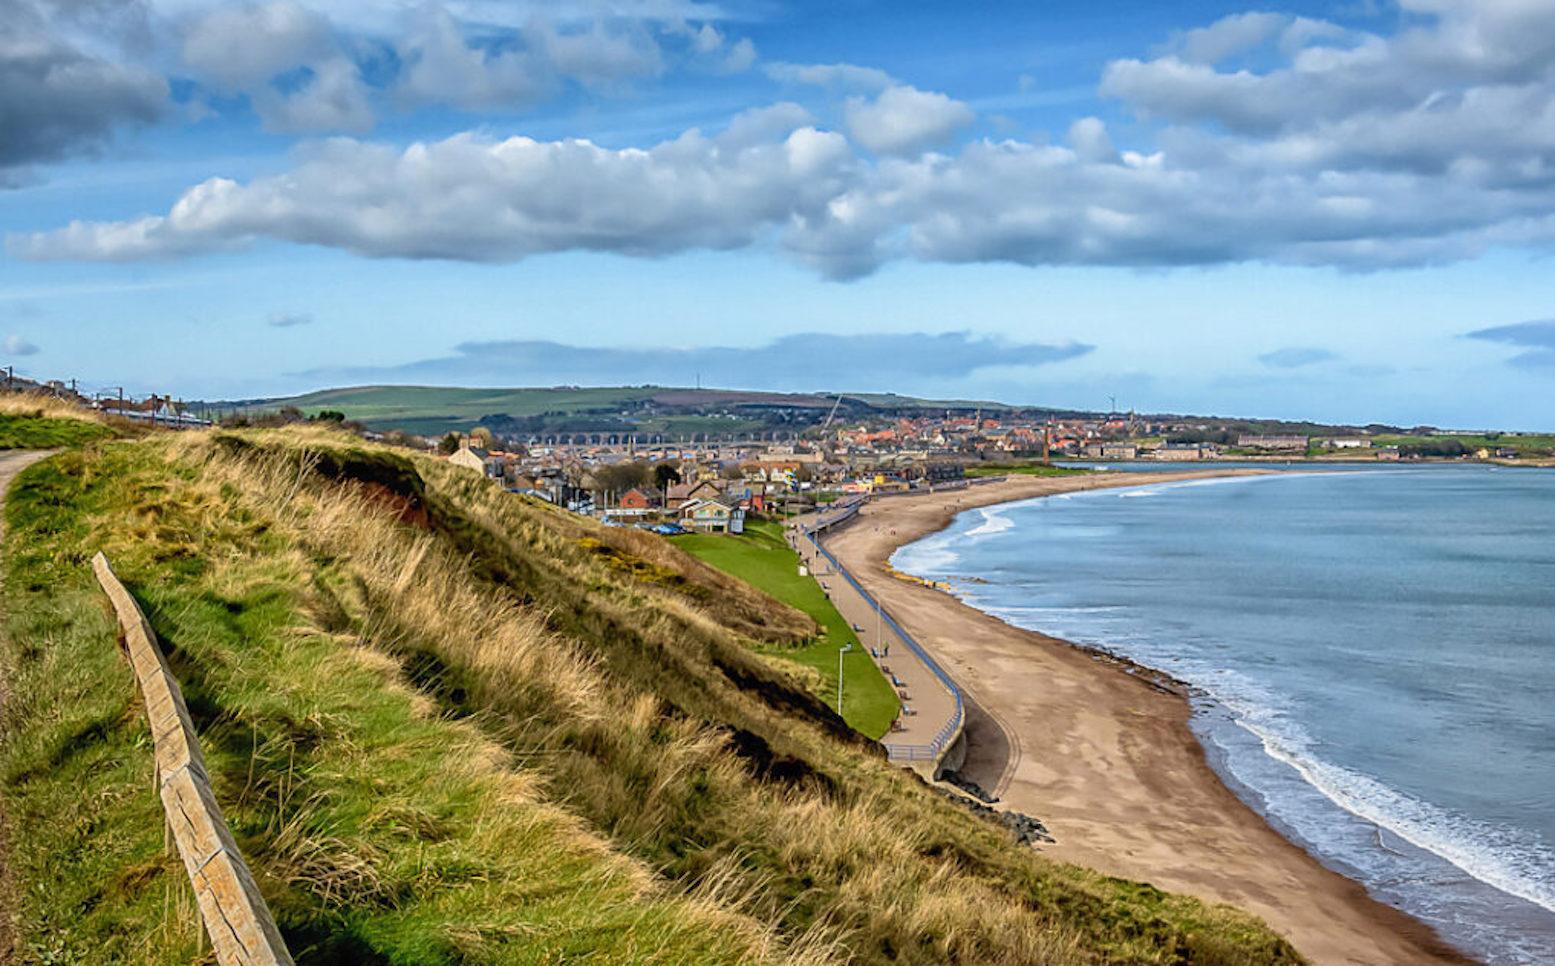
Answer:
0;450;53;962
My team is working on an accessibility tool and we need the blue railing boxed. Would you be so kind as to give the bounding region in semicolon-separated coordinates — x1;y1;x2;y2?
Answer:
802;499;964;765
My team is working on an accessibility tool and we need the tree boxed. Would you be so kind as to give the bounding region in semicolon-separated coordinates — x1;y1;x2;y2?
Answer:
438;433;461;455
592;461;651;494
470;426;496;449
653;462;681;491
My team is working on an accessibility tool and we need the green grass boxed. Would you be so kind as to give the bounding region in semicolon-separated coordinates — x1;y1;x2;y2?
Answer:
672;520;899;740
1367;433;1555;456
0;412;113;449
966;461;1087;478
0;447;779;964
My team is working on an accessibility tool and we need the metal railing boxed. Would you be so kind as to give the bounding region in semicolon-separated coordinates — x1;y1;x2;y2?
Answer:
801;500;965;766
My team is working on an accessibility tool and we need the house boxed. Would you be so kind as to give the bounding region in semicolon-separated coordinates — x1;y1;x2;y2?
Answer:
665;479;724;509
679;497;745;533
617;487;660;511
1238;434;1308;451
448;440;501;478
1377;446;1401;461
1326;437;1373;450
1155;442;1204;460
1100;443;1138;460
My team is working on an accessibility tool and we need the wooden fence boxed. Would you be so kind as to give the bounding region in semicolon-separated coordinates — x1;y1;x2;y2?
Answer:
92;552;294;966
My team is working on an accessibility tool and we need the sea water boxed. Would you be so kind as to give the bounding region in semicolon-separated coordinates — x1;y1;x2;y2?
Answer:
892;466;1555;964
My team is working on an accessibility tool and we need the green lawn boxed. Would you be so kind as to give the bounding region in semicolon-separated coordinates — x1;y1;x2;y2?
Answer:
0;413;113;449
673;520;898;739
965;462;1086;478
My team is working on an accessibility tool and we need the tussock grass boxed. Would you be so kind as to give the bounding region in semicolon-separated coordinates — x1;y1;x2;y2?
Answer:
1;426;1303;964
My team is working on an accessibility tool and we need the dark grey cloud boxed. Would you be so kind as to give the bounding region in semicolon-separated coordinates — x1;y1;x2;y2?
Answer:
268;311;313;328
1259;346;1337;369
1464;319;1555;369
0;0;166;179
296;331;1093;391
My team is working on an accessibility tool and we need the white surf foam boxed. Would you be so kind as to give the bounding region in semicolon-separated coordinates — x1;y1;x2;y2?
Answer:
1227;705;1555;916
965;506;1014;537
987;586;1555;918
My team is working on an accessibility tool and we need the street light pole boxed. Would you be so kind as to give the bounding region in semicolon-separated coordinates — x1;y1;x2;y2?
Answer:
875;596;882;654
837;642;853;714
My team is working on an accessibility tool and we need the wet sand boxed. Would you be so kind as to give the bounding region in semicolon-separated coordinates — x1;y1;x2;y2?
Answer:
825;470;1471;966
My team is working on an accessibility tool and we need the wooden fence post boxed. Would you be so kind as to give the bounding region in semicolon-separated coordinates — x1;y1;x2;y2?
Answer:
93;552;294;966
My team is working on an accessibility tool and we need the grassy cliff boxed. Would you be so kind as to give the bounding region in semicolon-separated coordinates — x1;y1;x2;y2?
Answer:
0;426;1300;964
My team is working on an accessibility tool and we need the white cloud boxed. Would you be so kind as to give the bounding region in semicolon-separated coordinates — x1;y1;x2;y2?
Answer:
718;36;756;74
765;61;894;91
179;1;374;133
12;127;856;263
526;16;663;88
1067;117;1116;163
255;57;373;133
14;1;1555;282
394;8;546;112
3;334;40;356
16;104;1555;279
180;1;330;91
842;84;975;156
1172;12;1291;65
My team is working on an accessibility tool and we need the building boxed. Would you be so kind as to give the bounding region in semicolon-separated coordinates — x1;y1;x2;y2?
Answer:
448;440;501;478
1155;442;1205;460
921;462;966;482
1237;434;1308;451
679;497;745;533
1377;446;1401;461
1100;443;1138;460
665;479;724;509
617;487;660;511
1326;437;1373;450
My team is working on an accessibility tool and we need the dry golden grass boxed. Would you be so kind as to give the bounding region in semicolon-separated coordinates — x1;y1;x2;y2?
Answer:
0;392;104;422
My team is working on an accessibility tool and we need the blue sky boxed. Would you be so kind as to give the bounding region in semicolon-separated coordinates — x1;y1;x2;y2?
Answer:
3;0;1554;428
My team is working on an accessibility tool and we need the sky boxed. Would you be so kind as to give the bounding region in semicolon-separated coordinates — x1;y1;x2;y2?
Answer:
3;0;1555;429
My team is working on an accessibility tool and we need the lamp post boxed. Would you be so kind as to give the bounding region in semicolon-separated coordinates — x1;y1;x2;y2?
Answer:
875;596;883;655
837;642;853;715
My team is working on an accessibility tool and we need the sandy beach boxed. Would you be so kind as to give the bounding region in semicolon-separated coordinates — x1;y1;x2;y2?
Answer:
824;470;1472;966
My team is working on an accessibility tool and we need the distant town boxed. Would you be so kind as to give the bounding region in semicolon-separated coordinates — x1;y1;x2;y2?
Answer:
10;373;1548;534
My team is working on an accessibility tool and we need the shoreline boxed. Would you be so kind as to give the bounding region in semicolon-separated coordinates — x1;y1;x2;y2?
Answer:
825;470;1473;966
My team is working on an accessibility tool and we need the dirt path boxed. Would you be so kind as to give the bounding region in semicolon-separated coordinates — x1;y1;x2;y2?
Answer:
0;451;53;963
825;470;1471;966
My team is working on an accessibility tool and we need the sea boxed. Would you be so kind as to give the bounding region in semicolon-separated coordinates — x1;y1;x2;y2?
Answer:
892;464;1555;964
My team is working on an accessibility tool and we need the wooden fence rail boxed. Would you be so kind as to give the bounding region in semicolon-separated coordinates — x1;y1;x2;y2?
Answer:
92;552;294;966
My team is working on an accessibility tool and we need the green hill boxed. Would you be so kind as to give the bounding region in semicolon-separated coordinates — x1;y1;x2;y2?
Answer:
1;426;1298;964
242;384;1017;437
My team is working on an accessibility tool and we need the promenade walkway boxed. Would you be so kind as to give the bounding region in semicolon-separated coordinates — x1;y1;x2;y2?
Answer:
788;499;962;771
